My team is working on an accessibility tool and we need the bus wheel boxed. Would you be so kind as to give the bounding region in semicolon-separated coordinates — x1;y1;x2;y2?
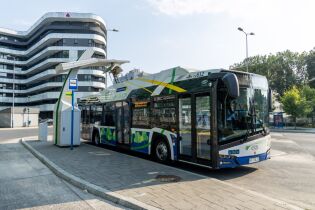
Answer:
92;132;100;145
154;139;170;163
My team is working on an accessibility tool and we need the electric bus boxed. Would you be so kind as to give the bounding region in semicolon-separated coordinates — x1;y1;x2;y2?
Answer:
79;67;271;169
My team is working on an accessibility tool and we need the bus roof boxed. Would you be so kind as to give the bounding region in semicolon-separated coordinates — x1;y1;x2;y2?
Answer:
79;66;265;104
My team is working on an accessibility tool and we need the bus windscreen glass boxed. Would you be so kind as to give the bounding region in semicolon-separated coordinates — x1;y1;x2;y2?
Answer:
218;75;269;143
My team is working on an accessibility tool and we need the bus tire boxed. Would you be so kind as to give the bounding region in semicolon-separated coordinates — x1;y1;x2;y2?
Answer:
153;138;170;163
92;130;100;145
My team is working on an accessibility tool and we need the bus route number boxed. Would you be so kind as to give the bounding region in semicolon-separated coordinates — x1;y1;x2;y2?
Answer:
186;71;205;79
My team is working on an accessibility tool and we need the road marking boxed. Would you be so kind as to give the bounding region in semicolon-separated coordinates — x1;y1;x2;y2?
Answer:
270;149;287;157
271;133;284;137
271;153;315;163
272;139;296;144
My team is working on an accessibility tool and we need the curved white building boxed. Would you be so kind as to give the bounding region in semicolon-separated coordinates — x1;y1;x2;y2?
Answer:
0;12;107;118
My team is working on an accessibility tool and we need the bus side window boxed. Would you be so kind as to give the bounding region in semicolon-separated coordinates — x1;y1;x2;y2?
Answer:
152;99;176;131
132;106;149;128
90;105;95;123
85;106;90;124
81;106;86;124
104;103;115;126
91;105;102;125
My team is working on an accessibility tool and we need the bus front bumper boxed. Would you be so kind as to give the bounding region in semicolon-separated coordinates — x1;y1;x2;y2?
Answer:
219;149;271;168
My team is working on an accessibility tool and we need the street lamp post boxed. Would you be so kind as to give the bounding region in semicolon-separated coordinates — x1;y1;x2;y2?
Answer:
105;28;119;88
108;29;119;32
237;27;255;72
7;56;16;128
106;28;119;57
27;96;30;127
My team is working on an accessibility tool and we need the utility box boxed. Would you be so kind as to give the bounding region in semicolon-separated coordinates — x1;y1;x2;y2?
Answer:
54;102;81;147
38;122;48;141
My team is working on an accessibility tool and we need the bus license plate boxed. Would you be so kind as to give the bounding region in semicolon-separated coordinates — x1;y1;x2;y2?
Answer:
249;157;259;163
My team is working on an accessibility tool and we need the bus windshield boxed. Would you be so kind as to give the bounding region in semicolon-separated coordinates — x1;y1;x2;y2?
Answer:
218;85;269;143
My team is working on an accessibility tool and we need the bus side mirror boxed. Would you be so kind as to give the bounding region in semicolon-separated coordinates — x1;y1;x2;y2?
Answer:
222;73;240;99
268;88;273;111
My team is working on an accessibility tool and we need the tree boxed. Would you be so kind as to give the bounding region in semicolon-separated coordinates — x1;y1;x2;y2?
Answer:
230;50;309;98
306;48;315;88
301;85;315;126
301;86;315;109
281;86;312;129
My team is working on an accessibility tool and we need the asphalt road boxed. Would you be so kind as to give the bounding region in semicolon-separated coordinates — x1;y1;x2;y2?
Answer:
173;132;315;209
0;127;53;141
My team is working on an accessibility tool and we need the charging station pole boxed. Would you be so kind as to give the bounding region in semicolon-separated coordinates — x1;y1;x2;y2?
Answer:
71;90;74;150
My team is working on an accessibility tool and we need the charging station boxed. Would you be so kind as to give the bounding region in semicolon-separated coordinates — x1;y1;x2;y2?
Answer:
53;71;81;147
53;48;129;148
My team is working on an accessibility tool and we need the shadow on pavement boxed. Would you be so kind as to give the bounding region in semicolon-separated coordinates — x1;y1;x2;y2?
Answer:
99;142;258;180
87;141;258;181
29;140;258;192
170;160;258;181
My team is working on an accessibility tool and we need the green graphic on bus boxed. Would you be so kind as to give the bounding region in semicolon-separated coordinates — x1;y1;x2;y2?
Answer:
133;131;149;143
100;127;116;145
131;131;150;153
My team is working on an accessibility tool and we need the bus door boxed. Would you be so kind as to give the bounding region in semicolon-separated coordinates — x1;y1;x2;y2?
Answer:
115;101;130;146
178;93;211;164
81;105;91;140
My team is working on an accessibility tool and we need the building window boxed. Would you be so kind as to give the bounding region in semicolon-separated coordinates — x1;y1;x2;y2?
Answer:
62;50;69;58
77;50;84;58
61;75;67;81
84;75;91;81
0;36;8;41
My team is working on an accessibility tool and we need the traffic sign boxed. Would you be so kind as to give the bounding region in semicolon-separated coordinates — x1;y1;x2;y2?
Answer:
69;79;78;90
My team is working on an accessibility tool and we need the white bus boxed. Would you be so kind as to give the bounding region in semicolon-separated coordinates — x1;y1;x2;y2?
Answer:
79;67;272;169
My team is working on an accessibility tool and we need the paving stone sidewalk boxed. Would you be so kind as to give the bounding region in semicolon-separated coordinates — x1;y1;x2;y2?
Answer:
0;139;126;210
271;127;315;133
26;140;301;210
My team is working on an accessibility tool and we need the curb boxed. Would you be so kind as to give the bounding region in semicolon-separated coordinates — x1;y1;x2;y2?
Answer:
20;139;159;210
0;126;53;131
271;129;315;134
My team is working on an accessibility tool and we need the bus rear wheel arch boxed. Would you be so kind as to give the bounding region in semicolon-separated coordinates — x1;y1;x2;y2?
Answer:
151;134;171;163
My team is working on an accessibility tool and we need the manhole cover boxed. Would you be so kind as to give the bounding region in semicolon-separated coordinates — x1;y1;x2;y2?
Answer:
155;175;181;182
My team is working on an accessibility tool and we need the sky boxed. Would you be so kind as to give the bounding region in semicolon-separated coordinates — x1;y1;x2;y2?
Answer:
0;0;314;74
